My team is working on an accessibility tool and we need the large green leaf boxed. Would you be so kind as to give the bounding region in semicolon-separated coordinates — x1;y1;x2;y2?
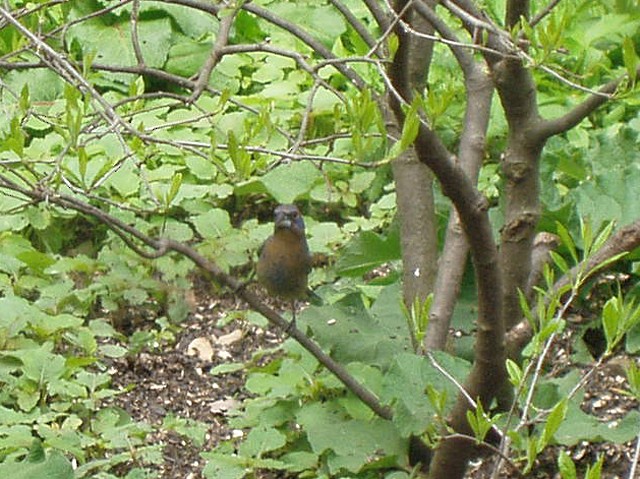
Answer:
571;127;640;228
237;425;287;457
296;401;407;474
0;447;73;479
555;402;640;445
261;161;322;203
268;5;346;49
141;2;218;38
335;229;400;277
380;351;470;437
66;14;172;80
299;287;410;369
3;70;64;102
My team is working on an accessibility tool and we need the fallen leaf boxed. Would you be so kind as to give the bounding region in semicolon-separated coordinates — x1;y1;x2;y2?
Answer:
215;329;243;346
210;397;239;414
186;337;214;362
217;349;233;360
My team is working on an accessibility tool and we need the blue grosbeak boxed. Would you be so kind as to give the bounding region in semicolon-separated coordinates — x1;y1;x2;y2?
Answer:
257;204;312;328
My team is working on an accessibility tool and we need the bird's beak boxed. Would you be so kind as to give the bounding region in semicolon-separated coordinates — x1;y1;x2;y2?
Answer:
276;217;292;229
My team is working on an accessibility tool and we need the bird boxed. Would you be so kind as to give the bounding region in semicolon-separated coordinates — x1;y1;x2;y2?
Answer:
257;204;313;330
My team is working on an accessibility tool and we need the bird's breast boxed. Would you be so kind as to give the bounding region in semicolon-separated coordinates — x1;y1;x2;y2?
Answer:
257;231;311;299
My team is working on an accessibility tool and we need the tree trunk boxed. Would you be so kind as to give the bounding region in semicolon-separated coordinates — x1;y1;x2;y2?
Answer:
391;2;438;310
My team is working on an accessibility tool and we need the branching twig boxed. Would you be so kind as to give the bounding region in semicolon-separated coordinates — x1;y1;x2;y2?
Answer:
130;0;145;66
290;81;321;156
190;5;237;101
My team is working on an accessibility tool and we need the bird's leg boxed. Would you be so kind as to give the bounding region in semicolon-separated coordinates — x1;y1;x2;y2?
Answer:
286;299;297;334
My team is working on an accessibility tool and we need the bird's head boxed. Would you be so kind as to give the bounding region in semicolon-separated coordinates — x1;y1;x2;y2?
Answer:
273;204;305;236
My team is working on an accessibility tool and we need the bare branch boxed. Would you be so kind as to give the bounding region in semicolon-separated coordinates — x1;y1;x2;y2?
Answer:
243;2;367;89
190;6;237;101
130;0;145;66
329;0;379;52
411;1;476;79
529;0;563;28
532;71;632;142
290;81;322;155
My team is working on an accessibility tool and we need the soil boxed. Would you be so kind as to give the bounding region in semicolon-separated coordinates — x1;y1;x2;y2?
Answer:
108;281;640;479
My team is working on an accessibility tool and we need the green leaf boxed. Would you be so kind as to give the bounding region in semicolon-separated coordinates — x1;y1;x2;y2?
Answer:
16;251;55;275
28;313;83;337
152;3;219;39
466;401;493;442
24;206;51;231
349;171;376;194
261;162;322;204
165;172;183;205
192;208;233;238
549;250;568;273
279;451;318;473
4;69;64;102
0;253;24;275
211;363;245;375
8;344;66;384
227;131;251;178
99;344;128;358
306;222;342;254
557;450;577;479
296;402;406;473
539;399;567;451
622;36;638;83
162;414;208;447
625;309;640;354
167;40;215;78
556;222;577;264
103;161;140;197
585;455;604;479
238;426;287;457
381;351;470;436
299;288;410;369
335;230;400;276
571;129;640;228
185;155;218;180
601;297;620;350
66;15;172;78
625;362;640;399
201;453;247;479
506;359;522;386
0;447;73;479
399;99;421;150
269;5;346;49
555;402;640;445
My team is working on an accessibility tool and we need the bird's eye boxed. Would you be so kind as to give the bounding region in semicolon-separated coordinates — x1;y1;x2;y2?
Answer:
291;211;298;218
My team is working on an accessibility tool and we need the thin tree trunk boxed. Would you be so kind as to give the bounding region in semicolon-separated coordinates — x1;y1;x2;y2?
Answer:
426;68;493;350
391;2;438;310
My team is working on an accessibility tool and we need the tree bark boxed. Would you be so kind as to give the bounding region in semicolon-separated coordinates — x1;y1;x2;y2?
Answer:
489;18;545;330
390;2;438;311
426;66;493;350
